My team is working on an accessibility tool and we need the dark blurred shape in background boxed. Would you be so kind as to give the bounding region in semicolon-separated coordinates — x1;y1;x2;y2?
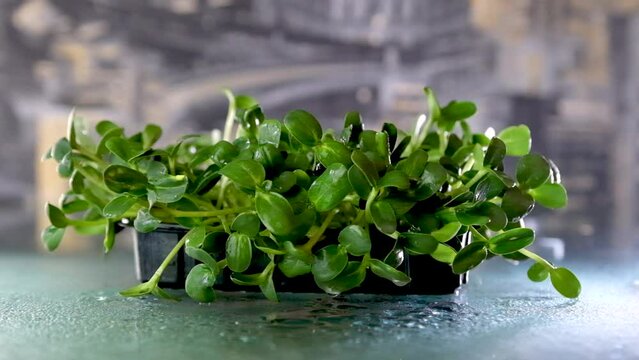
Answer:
0;0;637;253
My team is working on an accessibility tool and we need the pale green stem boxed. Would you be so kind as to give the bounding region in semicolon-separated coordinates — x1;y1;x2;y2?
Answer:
364;188;380;222
518;249;555;269
222;89;236;142
149;234;187;285
68;218;107;227
468;226;488;242
166;207;250;218
301;209;339;253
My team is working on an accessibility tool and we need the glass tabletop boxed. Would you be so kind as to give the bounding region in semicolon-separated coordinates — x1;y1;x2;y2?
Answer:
1;250;637;360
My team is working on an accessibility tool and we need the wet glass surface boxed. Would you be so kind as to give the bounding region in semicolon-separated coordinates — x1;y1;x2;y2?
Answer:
1;250;638;360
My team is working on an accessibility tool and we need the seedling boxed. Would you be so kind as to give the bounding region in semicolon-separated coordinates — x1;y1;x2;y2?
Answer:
43;88;580;302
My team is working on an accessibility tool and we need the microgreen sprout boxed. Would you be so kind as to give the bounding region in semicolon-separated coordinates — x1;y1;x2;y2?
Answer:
42;87;581;302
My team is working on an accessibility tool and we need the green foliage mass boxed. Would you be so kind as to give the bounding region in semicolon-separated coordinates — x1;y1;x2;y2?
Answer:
42;87;579;302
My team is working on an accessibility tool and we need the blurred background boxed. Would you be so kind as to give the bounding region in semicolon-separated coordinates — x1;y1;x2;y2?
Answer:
0;0;637;255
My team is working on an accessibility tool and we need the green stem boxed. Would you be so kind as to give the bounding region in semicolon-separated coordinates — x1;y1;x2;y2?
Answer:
68;218;107;227
468;226;488;242
149;234;187;285
73;151;108;169
404;116;434;156
222;89;236;142
446;168;487;198
466;168;488;189
301;209;339;253
518;249;555;269
364;188;379;222
166;207;249;218
216;179;229;208
182;194;216;211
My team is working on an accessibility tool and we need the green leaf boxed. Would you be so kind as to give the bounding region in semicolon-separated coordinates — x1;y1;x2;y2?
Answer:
338;225;371;256
226;233;252;272
441;100;477;123
257;119;282;146
431;243;457;264
501;187;535;221
483;137;506;168
142;124;162;149
272;171;297;193
385;196;416;216
402;232;438;255
311;245;349;282
274;208;316;244
105;137;144;163
378;170;410;190
255;191;296;235
498;125;531;156
185;246;218;271
374;132;391;166
396;150;428;179
527;262;549;282
97;127;125;157
348;165;372;198
414;163;448;200
384;248;405;268
66;109;78;149
231;212;261;237
315;261;366;295
423;87;442;126
191;164;221;195
68;113;95;151
278;254;312;277
474;174;506;202
211;140;239;165
351;150;378;185
119;282;153;297
259;271;279;302
254;144;284;170
188;146;216;168
183;225;207;248
254;236;285;255
516;154;550;189
284;109;323;146
457;202;508;231
61;196;90;214
549;267;581;298
456;203;486;226
308;163;351;212
452;242;487;274
41;226;65;251
52;138;72;162
369;258;411;286
103;194;137;218
316;140;352;167
220;159;265;189
46;203;68;228
451;145;475;166
149;175;188;203
151;286;181;301
103;165;148;196
57;153;73;178
96;120;120;136
104;220;116;253
185;264;216;303
133;208;160;233
230;272;263;286
370;200;396;234
341;111;363;143
382;122;398;149
487;228;535;255
528;183;568;209
431;222;462;243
